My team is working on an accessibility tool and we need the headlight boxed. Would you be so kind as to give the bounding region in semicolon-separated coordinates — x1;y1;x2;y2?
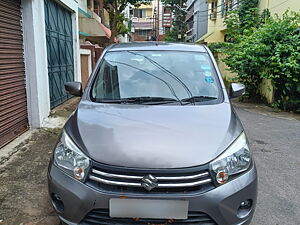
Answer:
209;132;251;184
54;131;90;181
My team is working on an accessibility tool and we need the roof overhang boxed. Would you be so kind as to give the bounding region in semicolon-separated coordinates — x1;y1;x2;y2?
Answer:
79;17;106;37
196;32;214;43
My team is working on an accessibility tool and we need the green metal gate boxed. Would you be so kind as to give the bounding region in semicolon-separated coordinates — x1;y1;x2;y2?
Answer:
44;0;74;108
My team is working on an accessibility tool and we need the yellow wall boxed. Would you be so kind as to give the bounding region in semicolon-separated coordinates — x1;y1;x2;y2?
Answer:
259;0;300;16
146;8;152;17
132;4;152;9
132;4;153;18
205;0;226;43
260;78;274;103
215;53;238;80
104;9;109;25
205;0;300;43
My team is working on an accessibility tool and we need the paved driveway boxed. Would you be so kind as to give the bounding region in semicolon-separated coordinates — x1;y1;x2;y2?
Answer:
0;103;299;225
234;105;300;225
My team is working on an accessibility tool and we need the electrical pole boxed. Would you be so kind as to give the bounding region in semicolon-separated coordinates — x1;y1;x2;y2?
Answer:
180;0;183;42
157;0;160;41
153;11;156;40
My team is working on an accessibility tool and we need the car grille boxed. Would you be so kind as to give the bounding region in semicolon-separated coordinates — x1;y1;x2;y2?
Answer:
86;162;215;194
80;208;217;225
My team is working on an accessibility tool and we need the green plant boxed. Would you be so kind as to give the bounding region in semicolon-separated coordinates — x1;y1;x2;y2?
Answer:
237;0;259;30
163;28;179;42
208;42;233;53
224;9;262;43
103;0;152;43
223;12;300;111
207;42;234;62
161;0;188;42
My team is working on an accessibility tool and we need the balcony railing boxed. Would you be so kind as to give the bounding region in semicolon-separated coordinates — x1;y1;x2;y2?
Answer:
131;17;153;23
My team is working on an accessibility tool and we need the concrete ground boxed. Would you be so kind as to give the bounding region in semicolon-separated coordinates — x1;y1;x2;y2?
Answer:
0;98;79;225
233;102;300;225
0;100;299;225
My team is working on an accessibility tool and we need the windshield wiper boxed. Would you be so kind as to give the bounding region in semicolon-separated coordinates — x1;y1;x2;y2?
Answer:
128;51;194;102
95;97;180;104
106;60;183;105
181;96;218;103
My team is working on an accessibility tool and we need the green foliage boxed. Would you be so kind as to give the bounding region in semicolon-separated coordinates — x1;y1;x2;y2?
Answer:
237;0;259;30
116;13;129;35
223;10;241;42
161;0;187;42
207;42;233;63
163;28;179;42
224;9;263;42
208;42;233;53
223;12;300;111
103;0;152;42
216;0;300;111
160;0;184;6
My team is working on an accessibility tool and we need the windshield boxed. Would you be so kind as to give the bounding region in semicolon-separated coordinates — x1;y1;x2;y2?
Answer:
91;51;221;104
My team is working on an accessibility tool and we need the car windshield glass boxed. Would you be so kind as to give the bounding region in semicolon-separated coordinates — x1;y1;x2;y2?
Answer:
91;51;221;104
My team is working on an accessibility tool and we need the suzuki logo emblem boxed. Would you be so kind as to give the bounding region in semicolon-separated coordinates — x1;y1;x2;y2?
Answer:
141;174;158;191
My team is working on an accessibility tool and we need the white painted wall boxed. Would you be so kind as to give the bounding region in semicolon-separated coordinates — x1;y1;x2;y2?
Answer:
80;49;92;76
22;0;80;128
22;0;50;128
159;1;164;36
78;0;88;12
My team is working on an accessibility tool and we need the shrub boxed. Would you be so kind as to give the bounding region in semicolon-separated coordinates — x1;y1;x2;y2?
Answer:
223;12;300;111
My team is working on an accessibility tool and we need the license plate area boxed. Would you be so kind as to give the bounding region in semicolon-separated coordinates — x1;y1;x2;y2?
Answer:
109;199;189;219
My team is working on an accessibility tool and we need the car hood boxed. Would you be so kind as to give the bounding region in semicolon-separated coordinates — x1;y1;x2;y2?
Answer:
65;101;243;169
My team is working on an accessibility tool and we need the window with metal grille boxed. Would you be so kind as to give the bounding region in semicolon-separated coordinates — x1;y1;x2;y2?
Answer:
133;9;146;18
211;1;218;13
138;30;147;36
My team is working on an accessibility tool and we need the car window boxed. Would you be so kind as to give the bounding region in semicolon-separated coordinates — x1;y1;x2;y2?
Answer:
91;51;221;104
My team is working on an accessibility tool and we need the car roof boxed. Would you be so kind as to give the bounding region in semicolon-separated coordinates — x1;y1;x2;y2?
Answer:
107;42;207;52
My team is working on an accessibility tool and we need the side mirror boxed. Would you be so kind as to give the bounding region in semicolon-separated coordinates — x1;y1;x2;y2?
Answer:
229;83;245;99
65;82;83;97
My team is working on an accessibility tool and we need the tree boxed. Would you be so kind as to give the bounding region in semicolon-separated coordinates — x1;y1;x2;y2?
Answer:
223;0;261;43
223;12;300;111
237;0;258;30
102;0;151;43
161;0;187;42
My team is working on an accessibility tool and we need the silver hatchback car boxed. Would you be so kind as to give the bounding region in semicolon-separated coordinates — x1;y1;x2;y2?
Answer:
48;42;257;225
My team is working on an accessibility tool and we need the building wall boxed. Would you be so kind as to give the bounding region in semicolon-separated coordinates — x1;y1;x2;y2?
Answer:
22;0;80;128
78;0;88;11
195;0;208;41
205;0;226;43
146;8;152;17
259;0;300;15
132;30;152;41
132;3;153;18
157;0;164;36
186;0;208;42
215;53;237;80
205;0;300;43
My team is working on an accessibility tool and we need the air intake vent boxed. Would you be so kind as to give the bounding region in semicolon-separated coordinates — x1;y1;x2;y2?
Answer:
80;208;218;225
86;162;215;194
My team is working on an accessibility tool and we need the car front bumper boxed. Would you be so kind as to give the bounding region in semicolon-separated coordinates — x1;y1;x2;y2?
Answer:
48;163;257;225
